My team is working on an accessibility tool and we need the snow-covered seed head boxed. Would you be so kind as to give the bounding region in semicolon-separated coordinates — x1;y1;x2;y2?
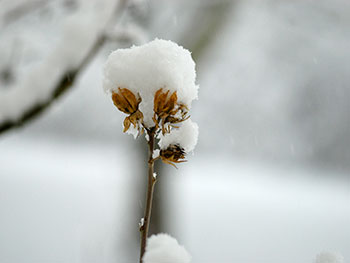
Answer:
103;38;198;127
103;39;199;166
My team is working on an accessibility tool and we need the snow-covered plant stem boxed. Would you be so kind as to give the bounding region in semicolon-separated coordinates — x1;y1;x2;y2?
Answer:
103;39;199;263
140;127;157;262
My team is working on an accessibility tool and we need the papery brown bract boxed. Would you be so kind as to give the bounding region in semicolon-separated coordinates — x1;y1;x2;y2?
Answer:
112;87;144;135
153;88;189;134
112;87;140;114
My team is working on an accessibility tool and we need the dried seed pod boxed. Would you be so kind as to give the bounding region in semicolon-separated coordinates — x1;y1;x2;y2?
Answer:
153;88;189;134
112;87;141;114
160;144;187;168
111;87;143;135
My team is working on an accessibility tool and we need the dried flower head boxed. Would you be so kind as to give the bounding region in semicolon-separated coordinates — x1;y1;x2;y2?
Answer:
112;87;143;134
153;88;189;134
104;39;198;167
160;144;186;168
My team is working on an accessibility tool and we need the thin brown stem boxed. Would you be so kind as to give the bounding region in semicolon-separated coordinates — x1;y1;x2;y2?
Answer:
140;128;157;262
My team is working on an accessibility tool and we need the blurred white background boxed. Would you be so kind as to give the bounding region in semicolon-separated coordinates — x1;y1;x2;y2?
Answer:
0;0;349;262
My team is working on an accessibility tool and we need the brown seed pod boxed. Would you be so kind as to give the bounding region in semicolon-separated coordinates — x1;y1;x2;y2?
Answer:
160;144;187;168
111;87;143;135
153;88;189;135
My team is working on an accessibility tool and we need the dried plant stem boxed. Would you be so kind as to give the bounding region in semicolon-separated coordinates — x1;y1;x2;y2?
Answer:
140;128;157;262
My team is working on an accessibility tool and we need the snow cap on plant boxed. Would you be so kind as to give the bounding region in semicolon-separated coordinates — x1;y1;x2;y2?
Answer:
103;38;199;167
143;233;191;263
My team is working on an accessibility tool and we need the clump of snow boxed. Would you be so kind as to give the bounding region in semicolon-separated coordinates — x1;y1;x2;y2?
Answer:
143;233;191;263
315;252;344;263
139;217;145;228
152;149;160;159
159;119;198;153
103;38;199;127
125;124;139;139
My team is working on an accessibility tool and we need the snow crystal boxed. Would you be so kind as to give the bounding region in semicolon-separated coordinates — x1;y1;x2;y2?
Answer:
139;217;145;228
125;124;139;139
143;233;191;263
159;119;198;153
103;38;199;127
152;149;160;159
315;252;344;263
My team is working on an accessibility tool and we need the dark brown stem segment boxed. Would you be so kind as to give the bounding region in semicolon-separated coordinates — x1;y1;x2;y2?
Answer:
140;128;157;262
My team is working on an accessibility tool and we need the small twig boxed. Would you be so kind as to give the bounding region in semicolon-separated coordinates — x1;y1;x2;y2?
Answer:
140;127;158;263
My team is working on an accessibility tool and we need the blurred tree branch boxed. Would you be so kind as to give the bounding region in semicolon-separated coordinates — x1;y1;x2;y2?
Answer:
181;0;235;61
2;0;49;26
0;0;127;135
0;36;104;134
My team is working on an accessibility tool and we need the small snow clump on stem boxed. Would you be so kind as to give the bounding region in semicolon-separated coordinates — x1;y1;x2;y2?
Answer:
159;119;198;153
143;233;191;263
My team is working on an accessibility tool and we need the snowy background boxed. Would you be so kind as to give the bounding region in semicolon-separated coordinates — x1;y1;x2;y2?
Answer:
0;0;349;262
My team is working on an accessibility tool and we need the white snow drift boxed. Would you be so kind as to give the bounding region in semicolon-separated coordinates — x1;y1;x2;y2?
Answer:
143;233;191;263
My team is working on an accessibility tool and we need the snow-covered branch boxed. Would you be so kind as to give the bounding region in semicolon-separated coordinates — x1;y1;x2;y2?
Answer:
0;0;127;134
